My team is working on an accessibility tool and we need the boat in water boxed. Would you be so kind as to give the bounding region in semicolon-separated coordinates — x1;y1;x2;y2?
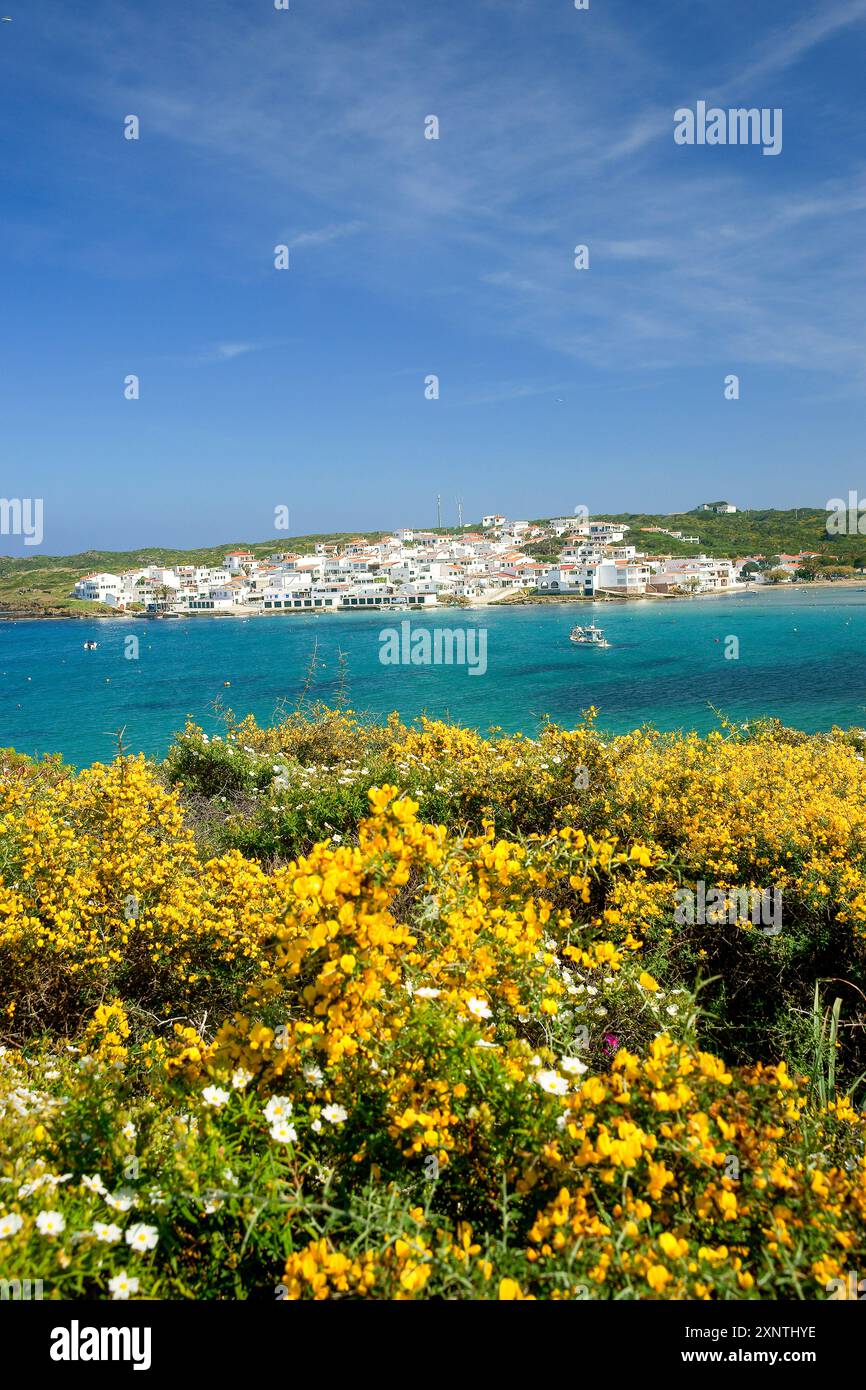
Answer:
83;640;98;650
570;623;610;648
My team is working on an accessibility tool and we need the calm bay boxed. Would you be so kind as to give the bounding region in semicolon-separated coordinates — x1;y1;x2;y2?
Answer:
2;587;866;766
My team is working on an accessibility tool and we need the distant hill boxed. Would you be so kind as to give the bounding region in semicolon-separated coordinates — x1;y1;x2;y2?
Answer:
590;508;862;561
0;509;861;617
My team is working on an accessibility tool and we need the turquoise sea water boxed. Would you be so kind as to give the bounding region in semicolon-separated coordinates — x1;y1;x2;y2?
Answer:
2;589;866;767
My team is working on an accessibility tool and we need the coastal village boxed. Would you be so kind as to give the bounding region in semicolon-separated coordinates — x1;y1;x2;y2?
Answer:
72;506;823;616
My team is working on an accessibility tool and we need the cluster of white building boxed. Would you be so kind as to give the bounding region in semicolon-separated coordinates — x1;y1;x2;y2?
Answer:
73;510;796;615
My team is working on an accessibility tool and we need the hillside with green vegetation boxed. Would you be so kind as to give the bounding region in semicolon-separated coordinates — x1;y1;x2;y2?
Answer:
594;507;865;562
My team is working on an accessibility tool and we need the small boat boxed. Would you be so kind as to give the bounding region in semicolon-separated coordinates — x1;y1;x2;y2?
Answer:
83;640;98;650
570;623;610;648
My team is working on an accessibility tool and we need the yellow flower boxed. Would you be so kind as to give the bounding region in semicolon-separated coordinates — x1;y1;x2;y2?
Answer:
498;1278;524;1300
658;1232;687;1260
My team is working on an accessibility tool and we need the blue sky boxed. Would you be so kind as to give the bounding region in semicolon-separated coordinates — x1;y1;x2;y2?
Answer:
2;0;866;553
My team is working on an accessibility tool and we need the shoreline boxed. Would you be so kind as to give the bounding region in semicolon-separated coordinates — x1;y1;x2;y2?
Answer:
3;578;866;624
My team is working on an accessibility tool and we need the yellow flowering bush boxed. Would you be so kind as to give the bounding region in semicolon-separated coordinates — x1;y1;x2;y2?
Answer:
0;756;274;1031
1;713;865;1300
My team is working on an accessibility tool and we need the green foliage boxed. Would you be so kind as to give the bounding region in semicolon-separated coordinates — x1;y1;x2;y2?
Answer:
596;507;859;562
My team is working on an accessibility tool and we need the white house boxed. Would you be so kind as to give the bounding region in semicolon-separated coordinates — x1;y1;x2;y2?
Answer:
562;541;605;563
183;594;235;612
589;522;629;543
263;588;342;610
537;564;597;596
74;573;123;603
648;557;739;593
225;550;254;572
143;567;181;590
595;560;652;594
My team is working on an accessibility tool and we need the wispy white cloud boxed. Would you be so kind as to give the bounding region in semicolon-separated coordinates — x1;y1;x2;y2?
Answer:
170;341;266;367
453;381;573;409
737;0;866;85
214;342;257;360
602;240;676;262
287;221;366;249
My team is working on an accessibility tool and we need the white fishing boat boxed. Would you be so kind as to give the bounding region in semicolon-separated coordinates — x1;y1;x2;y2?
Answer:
570;623;610;648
